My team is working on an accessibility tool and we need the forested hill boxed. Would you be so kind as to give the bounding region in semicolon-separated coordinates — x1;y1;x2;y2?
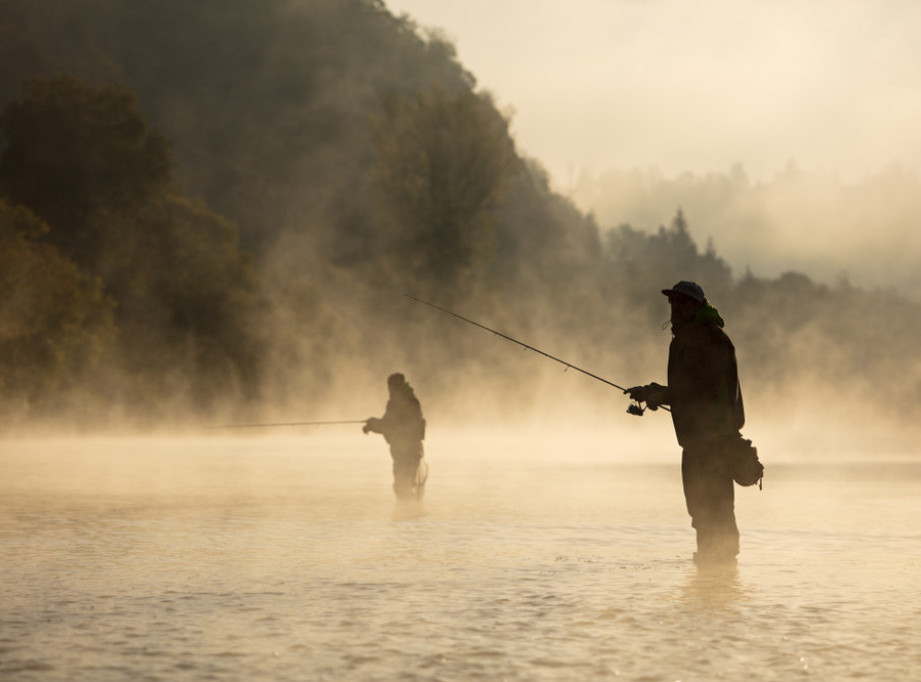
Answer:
0;0;918;429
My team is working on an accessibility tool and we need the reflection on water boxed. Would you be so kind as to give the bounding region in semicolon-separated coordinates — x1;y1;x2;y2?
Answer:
679;563;747;610
392;499;427;522
1;432;920;681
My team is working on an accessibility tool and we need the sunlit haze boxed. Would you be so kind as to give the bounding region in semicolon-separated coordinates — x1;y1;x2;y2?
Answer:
386;0;921;186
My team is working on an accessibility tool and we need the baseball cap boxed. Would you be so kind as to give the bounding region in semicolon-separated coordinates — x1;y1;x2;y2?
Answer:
661;280;705;303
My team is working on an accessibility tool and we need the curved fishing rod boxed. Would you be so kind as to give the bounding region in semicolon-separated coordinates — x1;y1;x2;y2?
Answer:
405;294;668;415
213;420;367;429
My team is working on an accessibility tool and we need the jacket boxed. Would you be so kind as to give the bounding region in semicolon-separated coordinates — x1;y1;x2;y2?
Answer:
665;319;744;447
370;383;425;446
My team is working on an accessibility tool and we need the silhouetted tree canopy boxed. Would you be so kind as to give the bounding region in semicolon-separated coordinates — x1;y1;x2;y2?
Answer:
0;200;114;417
0;75;170;270
371;86;520;286
0;76;262;422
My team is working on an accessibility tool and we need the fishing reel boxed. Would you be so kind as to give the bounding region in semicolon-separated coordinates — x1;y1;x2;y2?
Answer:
626;401;646;417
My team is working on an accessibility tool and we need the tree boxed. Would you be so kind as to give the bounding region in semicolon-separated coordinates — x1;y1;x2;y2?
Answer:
0;75;170;271
0;76;263;418
0;200;115;417
371;85;520;286
122;194;264;407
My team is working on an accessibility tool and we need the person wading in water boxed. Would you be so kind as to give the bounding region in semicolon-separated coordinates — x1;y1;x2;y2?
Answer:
627;281;747;566
363;373;428;500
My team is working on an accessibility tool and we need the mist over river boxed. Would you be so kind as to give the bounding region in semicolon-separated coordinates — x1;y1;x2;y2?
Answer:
2;430;920;681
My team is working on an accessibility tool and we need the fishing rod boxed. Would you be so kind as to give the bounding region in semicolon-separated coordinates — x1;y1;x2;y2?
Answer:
405;294;668;415
214;420;367;429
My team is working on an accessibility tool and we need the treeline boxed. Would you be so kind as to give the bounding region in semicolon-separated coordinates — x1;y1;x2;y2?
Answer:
572;163;921;296
0;0;918;428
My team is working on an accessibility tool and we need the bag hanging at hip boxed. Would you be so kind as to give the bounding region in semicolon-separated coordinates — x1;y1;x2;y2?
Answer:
727;435;764;489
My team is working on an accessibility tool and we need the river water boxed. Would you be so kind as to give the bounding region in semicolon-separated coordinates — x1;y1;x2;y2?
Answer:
2;429;920;681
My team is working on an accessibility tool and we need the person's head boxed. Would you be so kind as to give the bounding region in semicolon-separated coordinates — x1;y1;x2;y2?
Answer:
661;281;705;329
387;373;406;392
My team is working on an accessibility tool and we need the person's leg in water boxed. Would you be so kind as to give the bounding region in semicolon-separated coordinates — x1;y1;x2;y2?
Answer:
412;454;428;500
682;446;739;565
391;443;424;500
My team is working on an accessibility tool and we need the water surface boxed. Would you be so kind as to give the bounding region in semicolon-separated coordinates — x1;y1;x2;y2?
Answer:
2;431;919;680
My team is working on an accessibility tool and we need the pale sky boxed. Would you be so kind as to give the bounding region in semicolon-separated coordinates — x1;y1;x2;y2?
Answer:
384;0;921;189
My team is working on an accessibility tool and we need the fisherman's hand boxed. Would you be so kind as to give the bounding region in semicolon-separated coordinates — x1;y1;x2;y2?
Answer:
625;385;651;402
362;419;372;434
645;382;667;410
625;383;666;407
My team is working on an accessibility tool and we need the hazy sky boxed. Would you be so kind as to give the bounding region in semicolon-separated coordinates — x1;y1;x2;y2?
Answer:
385;0;921;189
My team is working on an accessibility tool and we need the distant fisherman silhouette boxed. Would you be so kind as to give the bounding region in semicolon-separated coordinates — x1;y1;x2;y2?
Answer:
363;373;428;500
627;281;746;566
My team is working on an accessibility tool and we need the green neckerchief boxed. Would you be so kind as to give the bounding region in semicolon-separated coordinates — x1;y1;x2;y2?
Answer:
694;299;725;328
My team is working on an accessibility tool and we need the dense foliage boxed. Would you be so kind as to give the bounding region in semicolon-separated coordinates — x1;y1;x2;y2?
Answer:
0;76;262;423
0;0;918;428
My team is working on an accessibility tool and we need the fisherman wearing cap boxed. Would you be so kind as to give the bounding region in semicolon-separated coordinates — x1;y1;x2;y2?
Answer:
627;281;745;566
363;373;428;500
